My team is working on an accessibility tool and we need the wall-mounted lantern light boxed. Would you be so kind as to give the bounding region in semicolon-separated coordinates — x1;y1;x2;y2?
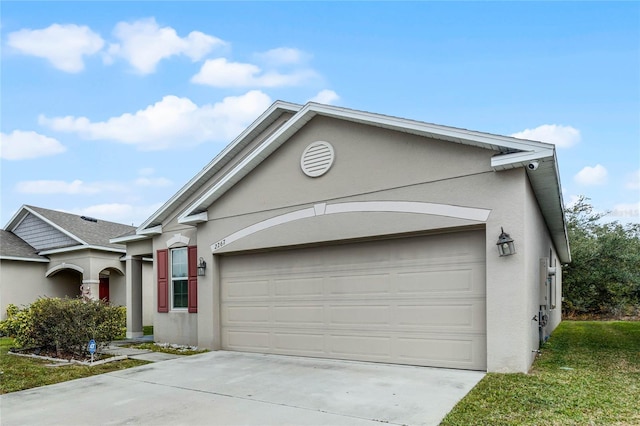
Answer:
197;257;207;276
496;227;516;256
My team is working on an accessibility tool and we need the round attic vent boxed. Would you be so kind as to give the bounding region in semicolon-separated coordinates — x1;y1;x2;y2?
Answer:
300;141;335;177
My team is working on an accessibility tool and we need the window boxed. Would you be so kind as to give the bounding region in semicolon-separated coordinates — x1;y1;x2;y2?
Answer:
171;248;188;309
157;246;198;313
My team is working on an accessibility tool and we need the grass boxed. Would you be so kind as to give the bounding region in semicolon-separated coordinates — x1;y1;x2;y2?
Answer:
0;337;150;394
441;321;640;425
125;342;208;356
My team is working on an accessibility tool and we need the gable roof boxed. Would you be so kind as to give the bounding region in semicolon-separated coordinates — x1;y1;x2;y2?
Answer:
0;229;49;262
127;101;570;263
123;101;301;239
5;205;136;254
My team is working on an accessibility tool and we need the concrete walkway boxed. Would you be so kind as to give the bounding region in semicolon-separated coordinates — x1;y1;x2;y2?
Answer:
1;350;485;426
102;335;185;362
102;345;183;362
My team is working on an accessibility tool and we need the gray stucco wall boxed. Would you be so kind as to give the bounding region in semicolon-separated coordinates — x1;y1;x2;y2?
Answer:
524;177;563;363
147;115;563;371
1;260;80;320
152;228;198;346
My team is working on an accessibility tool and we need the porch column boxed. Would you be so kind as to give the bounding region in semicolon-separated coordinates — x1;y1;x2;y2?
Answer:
125;256;143;338
81;279;99;301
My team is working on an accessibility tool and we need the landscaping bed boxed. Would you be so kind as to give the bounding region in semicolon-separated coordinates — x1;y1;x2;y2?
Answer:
0;337;149;394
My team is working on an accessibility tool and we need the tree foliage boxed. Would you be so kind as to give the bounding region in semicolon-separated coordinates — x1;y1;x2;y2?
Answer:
563;196;640;317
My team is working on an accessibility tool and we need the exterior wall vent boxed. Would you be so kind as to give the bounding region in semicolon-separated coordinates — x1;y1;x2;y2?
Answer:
300;141;335;177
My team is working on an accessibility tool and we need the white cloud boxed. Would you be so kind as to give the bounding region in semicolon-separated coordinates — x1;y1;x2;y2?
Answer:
574;164;608;186
625;170;640;190
7;24;104;72
105;18;225;74
191;58;317;87
511;124;581;148
309;89;340;105
69;202;164;226
39;90;272;150
0;130;67;160
15;179;126;195
564;194;582;208
255;47;310;66
134;176;172;187
611;202;640;220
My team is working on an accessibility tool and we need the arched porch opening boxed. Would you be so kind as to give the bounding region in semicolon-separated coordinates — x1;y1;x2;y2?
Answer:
44;265;83;299
99;267;125;305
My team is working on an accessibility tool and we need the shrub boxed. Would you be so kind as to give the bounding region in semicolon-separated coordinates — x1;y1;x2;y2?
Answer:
2;297;126;356
0;304;31;337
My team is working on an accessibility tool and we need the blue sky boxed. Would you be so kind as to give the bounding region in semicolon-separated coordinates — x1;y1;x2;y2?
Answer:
2;1;639;227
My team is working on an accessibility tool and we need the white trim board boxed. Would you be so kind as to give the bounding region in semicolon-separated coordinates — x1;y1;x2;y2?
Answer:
211;201;491;253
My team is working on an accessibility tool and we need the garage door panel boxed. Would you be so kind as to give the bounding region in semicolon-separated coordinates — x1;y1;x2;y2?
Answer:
221;230;486;370
396;301;485;331
273;332;325;353
225;305;270;324
330;335;392;357
273;306;324;324
327;273;391;295
224;280;270;299
396;268;475;293
329;305;391;325
396;335;481;366
274;277;324;296
226;330;270;349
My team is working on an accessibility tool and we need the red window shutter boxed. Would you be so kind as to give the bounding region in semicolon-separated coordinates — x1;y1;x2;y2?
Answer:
157;249;169;313
187;246;198;313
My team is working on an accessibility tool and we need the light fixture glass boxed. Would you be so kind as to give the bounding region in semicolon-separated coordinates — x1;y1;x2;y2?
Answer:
197;257;207;276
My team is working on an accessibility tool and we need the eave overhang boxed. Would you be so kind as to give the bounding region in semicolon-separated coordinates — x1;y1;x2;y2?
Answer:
38;245;127;256
0;255;50;263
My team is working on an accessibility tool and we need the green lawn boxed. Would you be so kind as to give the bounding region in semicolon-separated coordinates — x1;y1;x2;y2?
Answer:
0;337;150;394
441;321;640;425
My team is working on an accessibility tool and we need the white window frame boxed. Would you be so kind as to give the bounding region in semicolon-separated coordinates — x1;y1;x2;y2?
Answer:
170;247;188;311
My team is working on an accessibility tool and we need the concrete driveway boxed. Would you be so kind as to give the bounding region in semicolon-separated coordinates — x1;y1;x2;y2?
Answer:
1;351;484;426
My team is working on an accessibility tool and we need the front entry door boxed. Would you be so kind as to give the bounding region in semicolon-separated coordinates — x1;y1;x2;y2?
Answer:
99;277;110;302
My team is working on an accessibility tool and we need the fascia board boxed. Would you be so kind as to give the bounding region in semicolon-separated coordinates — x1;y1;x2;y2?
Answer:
136;101;302;233
179;106;314;220
39;245;126;256
546;152;571;263
178;211;208;225
4;204;28;230
491;148;555;169
0;256;50;263
110;234;152;244
13;206;87;245
138;225;162;235
307;103;554;153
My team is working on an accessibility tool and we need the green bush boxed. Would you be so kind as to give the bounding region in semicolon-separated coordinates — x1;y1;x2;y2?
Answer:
0;304;31;337
1;297;126;356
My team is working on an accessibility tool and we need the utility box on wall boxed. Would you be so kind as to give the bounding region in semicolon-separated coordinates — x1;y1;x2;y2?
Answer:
539;257;550;307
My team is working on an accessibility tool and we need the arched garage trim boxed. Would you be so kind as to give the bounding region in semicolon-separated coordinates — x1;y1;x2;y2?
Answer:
46;263;84;277
211;200;491;253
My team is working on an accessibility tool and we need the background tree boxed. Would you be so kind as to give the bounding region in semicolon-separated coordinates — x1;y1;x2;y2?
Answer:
563;196;640;317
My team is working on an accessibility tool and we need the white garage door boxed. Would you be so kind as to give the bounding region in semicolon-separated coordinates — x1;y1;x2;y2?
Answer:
221;230;486;370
